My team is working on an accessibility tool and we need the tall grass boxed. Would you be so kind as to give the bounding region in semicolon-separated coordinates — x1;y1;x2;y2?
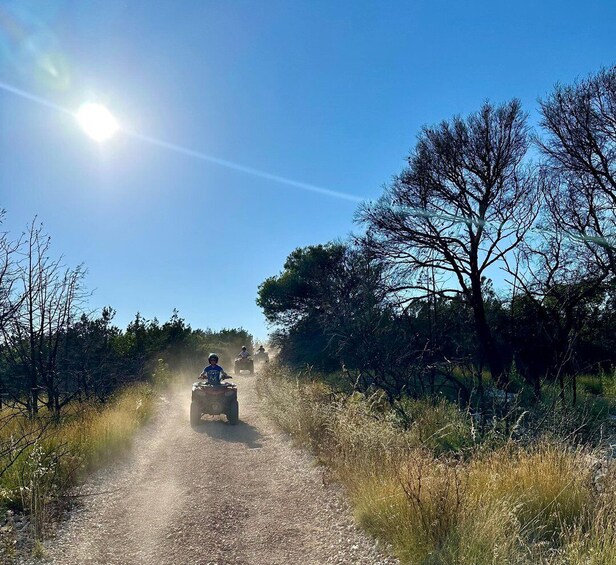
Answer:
258;364;615;565
0;383;156;540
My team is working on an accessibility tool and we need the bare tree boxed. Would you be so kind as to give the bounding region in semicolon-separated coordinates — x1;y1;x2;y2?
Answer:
0;215;52;477
0;212;24;408
0;221;86;416
359;100;539;386
507;196;608;401
539;66;616;276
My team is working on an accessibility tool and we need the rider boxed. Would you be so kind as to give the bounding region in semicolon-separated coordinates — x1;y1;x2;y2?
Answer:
200;353;229;385
237;345;251;359
257;345;266;353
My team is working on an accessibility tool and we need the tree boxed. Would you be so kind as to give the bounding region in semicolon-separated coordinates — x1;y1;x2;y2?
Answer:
0;212;22;408
258;244;347;325
359;100;539;386
539;66;616;276
506;200;609;401
59;307;122;402
0;221;86;415
257;243;349;369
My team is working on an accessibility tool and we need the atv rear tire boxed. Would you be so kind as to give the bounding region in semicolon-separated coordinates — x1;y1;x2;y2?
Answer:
190;401;201;426
227;400;239;425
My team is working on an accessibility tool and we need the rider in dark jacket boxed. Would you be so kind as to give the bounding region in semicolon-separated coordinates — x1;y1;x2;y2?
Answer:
200;353;228;385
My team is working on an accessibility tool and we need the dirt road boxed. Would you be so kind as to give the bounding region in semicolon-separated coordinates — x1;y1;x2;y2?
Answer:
40;374;398;565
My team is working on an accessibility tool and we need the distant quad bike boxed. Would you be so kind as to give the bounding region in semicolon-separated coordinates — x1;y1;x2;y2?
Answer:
234;356;254;375
254;350;269;365
190;379;239;425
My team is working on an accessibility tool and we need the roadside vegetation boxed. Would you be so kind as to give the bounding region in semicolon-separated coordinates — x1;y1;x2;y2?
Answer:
259;364;616;564
257;66;616;565
0;383;156;548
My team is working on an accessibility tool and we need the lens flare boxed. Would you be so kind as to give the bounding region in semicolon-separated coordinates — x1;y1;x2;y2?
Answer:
76;103;119;142
0;5;71;90
0;79;363;202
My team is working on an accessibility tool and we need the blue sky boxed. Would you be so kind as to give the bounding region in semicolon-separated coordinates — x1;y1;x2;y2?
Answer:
0;0;615;340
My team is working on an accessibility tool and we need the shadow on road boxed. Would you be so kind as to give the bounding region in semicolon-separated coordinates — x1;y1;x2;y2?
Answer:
192;419;264;449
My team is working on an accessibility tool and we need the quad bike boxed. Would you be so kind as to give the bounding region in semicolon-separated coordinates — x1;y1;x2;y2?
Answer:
254;350;269;365
190;376;239;425
234;356;254;375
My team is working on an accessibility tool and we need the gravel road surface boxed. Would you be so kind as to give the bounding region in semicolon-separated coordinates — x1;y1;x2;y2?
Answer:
36;374;398;565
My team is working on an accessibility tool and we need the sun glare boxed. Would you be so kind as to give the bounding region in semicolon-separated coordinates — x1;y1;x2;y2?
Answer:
76;103;119;142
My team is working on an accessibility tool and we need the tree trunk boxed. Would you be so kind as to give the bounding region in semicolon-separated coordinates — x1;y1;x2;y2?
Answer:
470;276;506;387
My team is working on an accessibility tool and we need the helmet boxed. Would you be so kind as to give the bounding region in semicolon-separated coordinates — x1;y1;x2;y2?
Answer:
208;353;219;362
241;346;247;350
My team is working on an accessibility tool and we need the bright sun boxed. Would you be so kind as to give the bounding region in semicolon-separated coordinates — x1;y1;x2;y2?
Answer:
76;103;119;142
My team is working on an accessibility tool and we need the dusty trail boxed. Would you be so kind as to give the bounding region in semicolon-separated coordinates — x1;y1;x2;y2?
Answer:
39;373;397;565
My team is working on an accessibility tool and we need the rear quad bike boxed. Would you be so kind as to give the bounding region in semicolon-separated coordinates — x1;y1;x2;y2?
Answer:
254;350;269;365
234;356;254;375
190;378;239;425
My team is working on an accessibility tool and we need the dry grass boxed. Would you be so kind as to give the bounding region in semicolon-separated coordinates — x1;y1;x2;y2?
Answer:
468;443;594;541
556;464;616;565
0;383;156;539
59;383;155;469
258;364;615;565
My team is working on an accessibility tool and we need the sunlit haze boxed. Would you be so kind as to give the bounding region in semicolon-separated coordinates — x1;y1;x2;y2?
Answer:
76;103;119;142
